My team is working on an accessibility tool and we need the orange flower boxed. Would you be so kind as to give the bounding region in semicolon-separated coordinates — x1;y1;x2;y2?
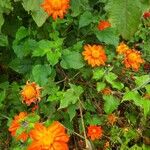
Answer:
116;42;129;55
143;11;150;19
82;44;107;67
41;0;70;20
123;49;145;71
98;20;111;31
101;88;112;95
9;112;28;141
28;121;69;150
107;114;117;126
87;125;103;141
21;81;42;106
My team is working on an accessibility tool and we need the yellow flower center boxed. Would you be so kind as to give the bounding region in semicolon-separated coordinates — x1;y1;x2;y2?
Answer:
92;129;97;133
51;0;62;9
92;50;100;58
128;53;138;62
23;85;36;99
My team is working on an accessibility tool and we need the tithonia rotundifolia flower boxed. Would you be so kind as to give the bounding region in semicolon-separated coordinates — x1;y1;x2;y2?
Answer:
87;125;103;141
116;42;129;55
123;49;145;71
28;121;69;150
21;81;42;106
41;0;70;20
9;112;28;142
97;20;111;31
82;44;107;67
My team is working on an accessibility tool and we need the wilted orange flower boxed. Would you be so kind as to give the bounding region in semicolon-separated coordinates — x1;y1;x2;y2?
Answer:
98;20;111;31
41;0;70;20
116;42;129;55
123;49;145;71
9;112;28;141
21;81;42;106
82;44;107;67
87;125;103;141
104;141;110;149
101;88;112;95
107;114;117;126
28;121;69;150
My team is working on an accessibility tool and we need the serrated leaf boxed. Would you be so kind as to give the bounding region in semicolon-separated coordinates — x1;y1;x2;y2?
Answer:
15;26;29;42
60;50;85;69
22;0;48;27
59;84;83;109
13;39;37;58
105;72;118;82
0;34;8;46
96;82;106;92
92;68;105;80
135;75;150;87
123;91;150;116
105;0;142;40
32;40;52;57
95;28;119;46
71;0;81;17
0;13;4;32
103;95;120;114
47;50;61;66
67;104;77;121
32;64;51;86
79;11;93;28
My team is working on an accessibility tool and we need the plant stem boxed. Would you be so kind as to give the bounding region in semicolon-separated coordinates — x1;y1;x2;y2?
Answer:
79;99;89;149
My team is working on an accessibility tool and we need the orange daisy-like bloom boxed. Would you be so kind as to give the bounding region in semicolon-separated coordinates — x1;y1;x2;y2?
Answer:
41;0;70;20
123;49;145;71
28;121;69;150
9;112;28;141
116;42;129;55
21;81;42;106
101;88;112;95
82;44;107;67
97;20;111;31
87;125;103;141
107;114;117;126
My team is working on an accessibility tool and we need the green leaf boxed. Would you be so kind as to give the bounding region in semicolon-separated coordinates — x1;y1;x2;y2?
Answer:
123;91;150;116
59;84;83;109
47;50;61;66
60;50;85;69
0;13;4;32
103;95;120;114
32;40;52;57
79;11;93;28
71;0;81;17
22;0;48;27
96;82;106;92
13;39;37;58
9;58;32;74
105;72;118;82
110;81;124;90
134;75;150;87
32;64;51;86
0;90;6;103
26;114;40;123
105;0;142;40
0;34;8;46
31;9;48;27
67;104;77;121
92;68;105;80
15;26;29;42
95;28;119;46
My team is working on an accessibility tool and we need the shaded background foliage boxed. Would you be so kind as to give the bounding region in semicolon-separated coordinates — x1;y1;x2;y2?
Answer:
0;0;150;149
